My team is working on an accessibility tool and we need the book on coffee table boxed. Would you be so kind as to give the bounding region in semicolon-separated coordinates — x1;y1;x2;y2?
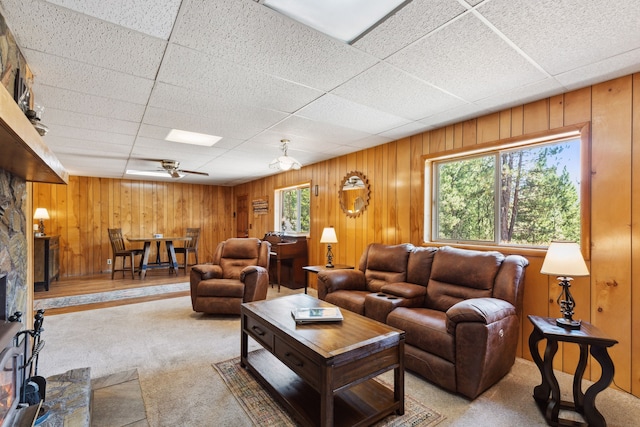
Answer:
291;307;343;324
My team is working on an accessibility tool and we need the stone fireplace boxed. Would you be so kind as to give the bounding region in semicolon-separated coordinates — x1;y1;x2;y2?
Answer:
0;168;28;320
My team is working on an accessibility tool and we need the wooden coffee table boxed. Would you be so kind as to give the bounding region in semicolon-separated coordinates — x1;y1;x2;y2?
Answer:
241;293;405;427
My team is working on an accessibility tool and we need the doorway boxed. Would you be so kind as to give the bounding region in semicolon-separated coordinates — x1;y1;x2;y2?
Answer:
236;194;249;238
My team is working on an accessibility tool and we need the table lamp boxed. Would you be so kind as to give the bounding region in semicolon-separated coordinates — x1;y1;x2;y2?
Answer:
34;208;50;236
540;241;589;329
320;227;338;268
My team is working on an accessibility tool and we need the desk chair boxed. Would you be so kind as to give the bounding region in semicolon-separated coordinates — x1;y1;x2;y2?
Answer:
108;228;143;279
175;227;200;273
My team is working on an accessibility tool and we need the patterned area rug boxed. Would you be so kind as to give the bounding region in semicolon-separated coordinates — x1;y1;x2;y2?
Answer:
214;354;444;427
34;282;190;310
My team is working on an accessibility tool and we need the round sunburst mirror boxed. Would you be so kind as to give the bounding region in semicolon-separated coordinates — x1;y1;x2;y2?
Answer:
339;171;370;218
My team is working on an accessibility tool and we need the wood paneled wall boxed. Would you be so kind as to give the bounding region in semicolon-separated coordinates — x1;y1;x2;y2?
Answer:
32;73;640;397
32;178;234;276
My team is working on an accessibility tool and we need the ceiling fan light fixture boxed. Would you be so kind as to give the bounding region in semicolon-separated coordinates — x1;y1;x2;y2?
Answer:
270;139;302;171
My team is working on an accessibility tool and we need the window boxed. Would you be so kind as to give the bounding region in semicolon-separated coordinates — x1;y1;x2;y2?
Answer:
274;183;310;234
425;126;589;248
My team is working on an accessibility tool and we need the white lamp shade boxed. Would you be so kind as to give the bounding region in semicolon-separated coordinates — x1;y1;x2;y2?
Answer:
320;227;338;244
33;208;50;220
540;241;589;277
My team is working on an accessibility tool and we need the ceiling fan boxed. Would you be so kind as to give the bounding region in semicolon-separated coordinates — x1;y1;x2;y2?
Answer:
157;160;209;178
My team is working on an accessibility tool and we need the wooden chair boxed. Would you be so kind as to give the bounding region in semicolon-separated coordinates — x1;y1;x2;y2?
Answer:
175;228;200;273
107;228;143;279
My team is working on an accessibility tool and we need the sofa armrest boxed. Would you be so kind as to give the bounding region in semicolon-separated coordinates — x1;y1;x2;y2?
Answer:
380;282;427;299
316;269;366;300
241;266;269;302
191;264;222;280
446;297;516;334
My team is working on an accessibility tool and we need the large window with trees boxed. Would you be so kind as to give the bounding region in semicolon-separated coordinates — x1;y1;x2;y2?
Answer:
274;183;310;234
425;125;590;249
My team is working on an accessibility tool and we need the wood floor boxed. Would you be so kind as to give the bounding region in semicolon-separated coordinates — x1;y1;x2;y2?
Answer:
34;269;191;315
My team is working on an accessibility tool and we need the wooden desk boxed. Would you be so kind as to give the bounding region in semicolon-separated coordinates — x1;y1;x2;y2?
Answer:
263;234;308;291
127;236;190;279
241;294;404;427
528;315;618;427
34;235;60;291
302;265;354;294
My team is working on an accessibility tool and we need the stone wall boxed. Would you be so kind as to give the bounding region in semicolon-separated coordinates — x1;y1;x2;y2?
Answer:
0;168;28;318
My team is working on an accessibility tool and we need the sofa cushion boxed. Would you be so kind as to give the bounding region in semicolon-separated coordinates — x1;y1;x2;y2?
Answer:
387;307;455;363
325;290;369;315
406;246;438;287
364;243;412;290
197;279;244;298
425;246;504;311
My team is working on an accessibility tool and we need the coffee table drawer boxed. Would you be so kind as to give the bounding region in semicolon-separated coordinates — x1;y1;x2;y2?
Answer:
245;315;274;351
274;337;320;389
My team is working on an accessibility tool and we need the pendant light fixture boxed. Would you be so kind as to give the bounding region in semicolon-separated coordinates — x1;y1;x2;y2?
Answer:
269;139;302;171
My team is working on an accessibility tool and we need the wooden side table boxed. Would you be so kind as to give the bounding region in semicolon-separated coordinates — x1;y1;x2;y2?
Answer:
528;315;618;427
302;264;354;294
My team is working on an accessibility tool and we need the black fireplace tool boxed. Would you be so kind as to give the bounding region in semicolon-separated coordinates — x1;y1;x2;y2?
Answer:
16;309;47;406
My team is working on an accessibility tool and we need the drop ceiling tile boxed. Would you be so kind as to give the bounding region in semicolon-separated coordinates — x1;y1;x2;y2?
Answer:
353;0;466;58
33;84;146;122
44;124;135;146
148;83;288;132
331;62;464;121
45;0;181;39
379;122;437;140
474;78;565;112
44;108;141;135
419;102;491;129
130;137;228;161
387;13;547;102
478;0;640;76
269;115;373;144
24;49;154;105
247;131;344;153
296;94;411;134
555;48;640;91
157;44;324;113
170;0;378;91
3;0;166;78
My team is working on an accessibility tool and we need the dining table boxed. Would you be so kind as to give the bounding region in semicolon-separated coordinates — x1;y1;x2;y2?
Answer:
127;236;191;279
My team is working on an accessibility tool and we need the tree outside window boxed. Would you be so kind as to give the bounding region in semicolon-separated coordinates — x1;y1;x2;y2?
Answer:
434;138;581;246
277;185;310;234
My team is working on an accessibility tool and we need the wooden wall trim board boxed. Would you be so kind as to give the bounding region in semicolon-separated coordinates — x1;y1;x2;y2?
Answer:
33;72;640;398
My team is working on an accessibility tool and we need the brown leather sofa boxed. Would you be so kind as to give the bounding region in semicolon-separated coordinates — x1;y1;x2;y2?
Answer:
316;243;528;399
190;238;271;315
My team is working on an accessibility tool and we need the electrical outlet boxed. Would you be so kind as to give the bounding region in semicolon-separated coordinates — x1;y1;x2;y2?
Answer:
107;259;112;265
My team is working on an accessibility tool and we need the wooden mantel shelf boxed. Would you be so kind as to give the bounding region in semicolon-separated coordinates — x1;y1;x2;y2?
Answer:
0;85;68;184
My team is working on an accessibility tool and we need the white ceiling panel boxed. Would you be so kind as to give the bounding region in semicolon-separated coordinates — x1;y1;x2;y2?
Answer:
331;62;464;121
0;0;636;185
388;13;549;102
353;0;466;58
296;94;411;134
157;44;324;113
478;0;640;76
33;84;146;122
24;49;154;105
3;0;166;78
45;0;181;39
169;0;378;91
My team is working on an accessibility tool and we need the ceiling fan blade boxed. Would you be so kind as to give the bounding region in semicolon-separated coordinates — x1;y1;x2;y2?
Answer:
178;169;209;176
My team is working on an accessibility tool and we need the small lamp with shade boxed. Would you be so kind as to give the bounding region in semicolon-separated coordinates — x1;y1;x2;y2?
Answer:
540;241;589;329
320;227;338;268
33;208;50;236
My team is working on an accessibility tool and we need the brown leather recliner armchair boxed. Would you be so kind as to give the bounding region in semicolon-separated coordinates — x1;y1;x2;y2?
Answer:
190;238;271;314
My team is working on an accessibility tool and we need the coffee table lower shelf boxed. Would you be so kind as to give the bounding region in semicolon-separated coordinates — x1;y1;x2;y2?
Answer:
244;348;399;427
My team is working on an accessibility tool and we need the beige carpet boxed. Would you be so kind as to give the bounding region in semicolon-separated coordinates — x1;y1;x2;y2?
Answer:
38;286;640;427
213;352;443;427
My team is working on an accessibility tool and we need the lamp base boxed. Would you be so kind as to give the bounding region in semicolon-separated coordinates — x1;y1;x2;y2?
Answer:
556;317;581;329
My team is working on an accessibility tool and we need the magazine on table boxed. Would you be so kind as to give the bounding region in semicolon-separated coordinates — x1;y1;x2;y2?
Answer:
291;307;344;324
